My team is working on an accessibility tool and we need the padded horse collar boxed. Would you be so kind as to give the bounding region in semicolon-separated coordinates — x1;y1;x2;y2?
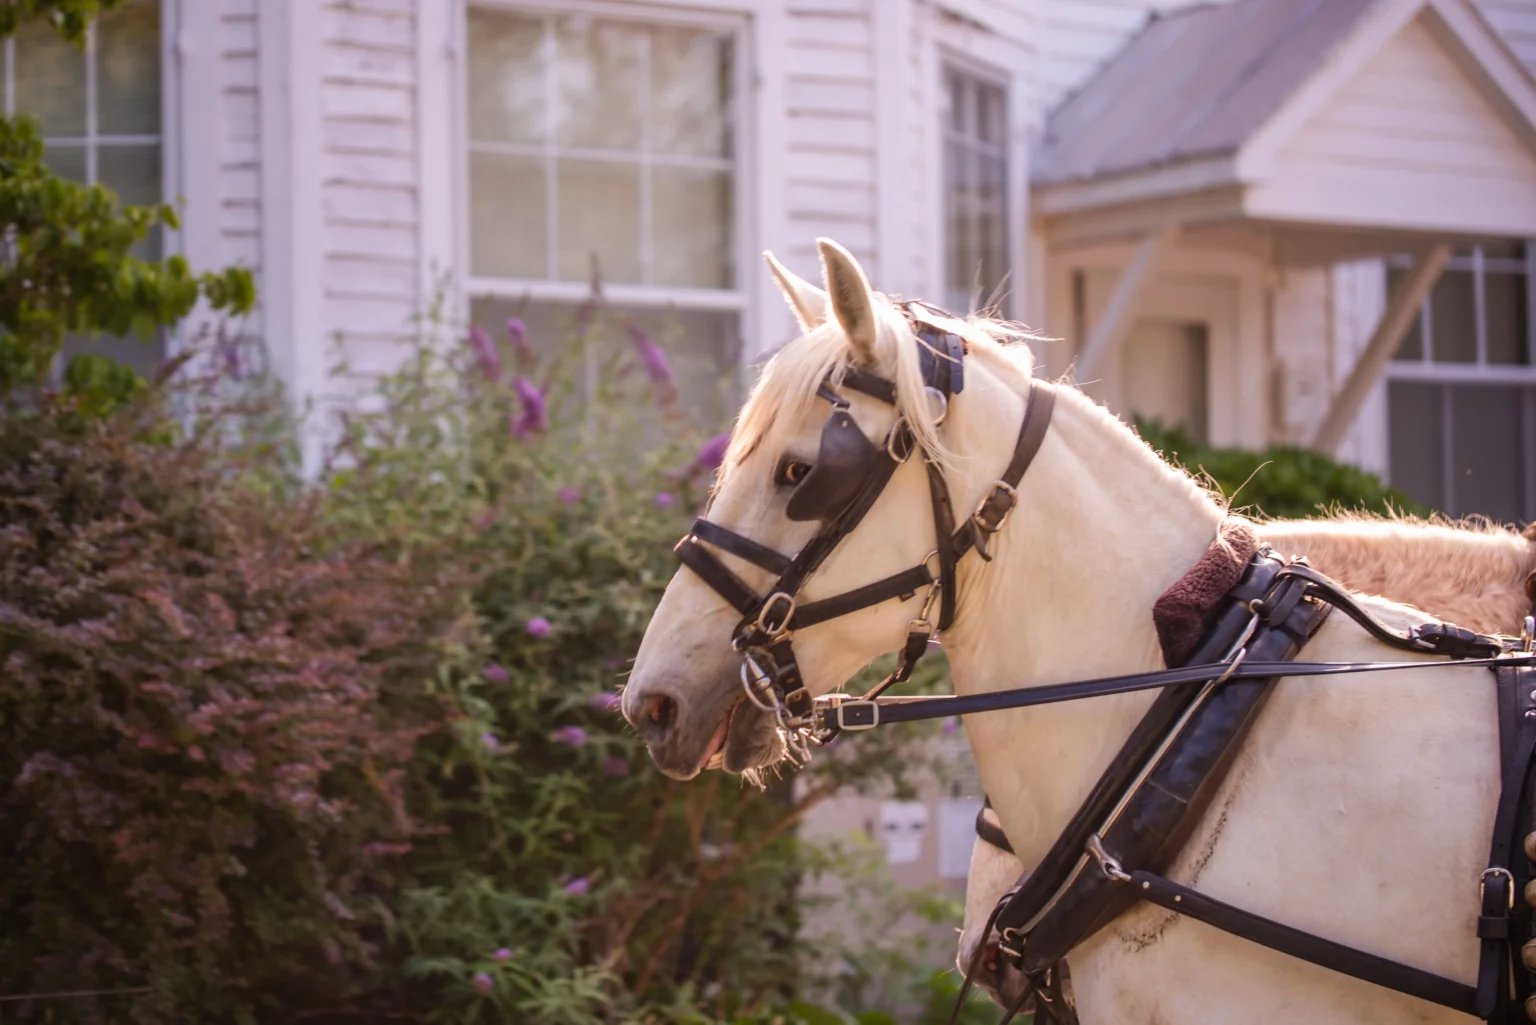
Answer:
672;302;1054;759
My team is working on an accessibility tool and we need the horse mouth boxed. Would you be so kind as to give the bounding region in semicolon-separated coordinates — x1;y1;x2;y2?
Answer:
710;698;782;773
699;699;738;771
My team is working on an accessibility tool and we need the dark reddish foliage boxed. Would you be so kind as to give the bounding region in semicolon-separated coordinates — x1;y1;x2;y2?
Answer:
0;402;458;1022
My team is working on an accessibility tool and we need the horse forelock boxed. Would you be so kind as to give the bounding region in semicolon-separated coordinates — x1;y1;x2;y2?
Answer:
717;298;1044;489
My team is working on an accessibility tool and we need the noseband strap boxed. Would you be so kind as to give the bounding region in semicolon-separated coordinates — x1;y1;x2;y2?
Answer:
672;303;1055;760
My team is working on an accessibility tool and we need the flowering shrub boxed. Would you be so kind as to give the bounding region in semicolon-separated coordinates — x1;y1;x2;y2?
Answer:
323;302;961;1024
0;296;968;1023
0;382;461;1021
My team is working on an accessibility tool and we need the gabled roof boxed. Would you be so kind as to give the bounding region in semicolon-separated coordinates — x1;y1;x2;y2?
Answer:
1036;0;1383;185
1032;0;1536;244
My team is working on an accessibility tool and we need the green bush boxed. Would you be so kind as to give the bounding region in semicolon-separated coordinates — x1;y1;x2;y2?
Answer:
1133;418;1428;520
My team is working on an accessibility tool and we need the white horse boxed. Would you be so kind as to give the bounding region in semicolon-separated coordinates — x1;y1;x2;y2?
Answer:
960;517;1536;1008
623;237;1506;1025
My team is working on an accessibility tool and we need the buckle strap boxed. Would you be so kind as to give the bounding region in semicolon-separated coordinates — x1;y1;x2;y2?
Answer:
687;518;794;576
791;563;936;630
674;536;760;617
954;380;1055;562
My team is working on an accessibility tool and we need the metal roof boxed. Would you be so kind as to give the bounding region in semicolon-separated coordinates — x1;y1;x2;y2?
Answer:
1034;0;1384;184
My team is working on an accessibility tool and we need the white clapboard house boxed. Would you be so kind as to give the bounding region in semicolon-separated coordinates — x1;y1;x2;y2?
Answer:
20;0;1536;518
17;0;1536;927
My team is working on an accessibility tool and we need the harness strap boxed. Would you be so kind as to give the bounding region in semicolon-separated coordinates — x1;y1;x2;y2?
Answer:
1477;666;1536;1018
792;564;936;629
1129;869;1478;1015
687;517;793;576
955;381;1056;563
1278;563;1507;660
674;536;760;616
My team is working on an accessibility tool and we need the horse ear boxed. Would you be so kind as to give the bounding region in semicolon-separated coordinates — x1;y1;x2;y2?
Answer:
763;251;827;333
816;238;877;365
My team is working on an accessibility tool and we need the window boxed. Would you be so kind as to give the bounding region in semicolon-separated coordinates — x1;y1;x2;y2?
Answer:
1386;243;1536;522
942;66;1008;316
464;4;743;421
4;0;164;376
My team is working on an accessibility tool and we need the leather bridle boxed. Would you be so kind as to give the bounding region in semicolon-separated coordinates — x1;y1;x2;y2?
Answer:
672;302;1054;761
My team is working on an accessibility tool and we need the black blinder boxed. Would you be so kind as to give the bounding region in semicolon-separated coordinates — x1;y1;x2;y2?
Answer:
785;409;883;522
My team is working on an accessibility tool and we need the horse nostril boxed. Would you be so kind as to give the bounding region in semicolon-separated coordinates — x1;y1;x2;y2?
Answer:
645;693;677;732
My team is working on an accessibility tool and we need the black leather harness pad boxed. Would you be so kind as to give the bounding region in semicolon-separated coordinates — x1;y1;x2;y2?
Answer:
785;409;884;522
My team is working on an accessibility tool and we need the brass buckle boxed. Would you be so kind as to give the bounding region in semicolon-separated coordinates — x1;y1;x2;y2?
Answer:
834;698;880;731
972;480;1018;534
754;591;797;638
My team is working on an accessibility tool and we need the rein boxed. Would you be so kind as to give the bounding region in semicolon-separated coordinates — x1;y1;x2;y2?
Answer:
671;301;1536;1023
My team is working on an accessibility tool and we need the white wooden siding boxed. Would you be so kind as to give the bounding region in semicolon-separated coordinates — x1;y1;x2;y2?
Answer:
220;0;262;332
1252;13;1536;237
1477;0;1536;75
782;0;879;282
319;0;420;379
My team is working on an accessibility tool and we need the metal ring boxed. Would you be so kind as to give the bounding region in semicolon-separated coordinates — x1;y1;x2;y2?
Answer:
924;386;949;426
753;591;796;638
739;657;780;713
1086;833;1131;883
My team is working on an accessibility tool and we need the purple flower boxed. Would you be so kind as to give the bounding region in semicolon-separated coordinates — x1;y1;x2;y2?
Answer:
467;327;502;382
557;486;581;504
484;664;509;685
553;725;587;747
590;691;622;711
629;326;677;399
510;377;549;438
654;492;675;509
602;756;630;777
562;876;591;896
507;318;534;366
696;432;730;473
526;617;552;639
473;972;494;994
942;717;960;735
492;948;513;962
481;731;499;751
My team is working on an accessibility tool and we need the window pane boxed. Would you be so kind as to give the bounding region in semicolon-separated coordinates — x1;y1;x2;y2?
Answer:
653;167;731;289
555;15;641;151
976;82;1004;146
42;142;86;183
1388;382;1445;512
1388;267;1424;361
467;8;543;145
1450;385;1525;523
1483;240;1528;261
1428;269;1476;362
97;0;160;136
946;144;973;311
469;151;546;278
556;158;639;283
14;20;87;136
1485;271;1530;366
649;26;732;158
977;153;1006;311
98;143;162;258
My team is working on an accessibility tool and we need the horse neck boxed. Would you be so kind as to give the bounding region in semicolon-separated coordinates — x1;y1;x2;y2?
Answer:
938;374;1227;862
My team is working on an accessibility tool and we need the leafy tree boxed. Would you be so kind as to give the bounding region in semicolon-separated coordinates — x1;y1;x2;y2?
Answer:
0;0;255;409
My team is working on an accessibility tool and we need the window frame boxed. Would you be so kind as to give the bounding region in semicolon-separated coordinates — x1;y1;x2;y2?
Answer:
456;0;754;319
5;0;181;369
2;1;175;222
1384;242;1536;520
938;58;1011;318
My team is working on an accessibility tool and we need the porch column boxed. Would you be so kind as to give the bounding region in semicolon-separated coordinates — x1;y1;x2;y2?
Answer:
1310;244;1450;455
1074;226;1177;381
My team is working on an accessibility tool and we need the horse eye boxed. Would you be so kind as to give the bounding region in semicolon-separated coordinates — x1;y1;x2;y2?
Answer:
775;459;812;488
